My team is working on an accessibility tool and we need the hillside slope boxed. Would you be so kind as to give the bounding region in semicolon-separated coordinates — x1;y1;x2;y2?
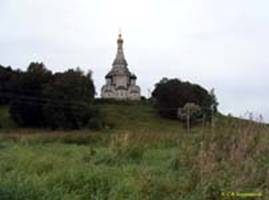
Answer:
0;101;249;133
98;101;190;133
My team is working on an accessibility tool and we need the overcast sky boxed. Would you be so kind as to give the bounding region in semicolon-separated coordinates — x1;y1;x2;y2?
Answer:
0;0;269;121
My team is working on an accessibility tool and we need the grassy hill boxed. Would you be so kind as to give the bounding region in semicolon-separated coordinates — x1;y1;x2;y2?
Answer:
98;101;187;133
0;102;268;199
0;101;191;133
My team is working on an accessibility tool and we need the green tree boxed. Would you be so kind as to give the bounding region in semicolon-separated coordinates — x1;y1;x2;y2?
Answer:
9;62;52;127
178;103;201;133
0;65;19;105
152;78;217;120
42;68;97;129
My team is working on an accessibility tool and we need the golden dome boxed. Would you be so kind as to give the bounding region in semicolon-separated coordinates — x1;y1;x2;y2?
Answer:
117;33;123;43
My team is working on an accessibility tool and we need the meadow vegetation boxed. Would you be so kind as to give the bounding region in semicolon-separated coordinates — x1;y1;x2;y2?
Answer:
0;102;268;200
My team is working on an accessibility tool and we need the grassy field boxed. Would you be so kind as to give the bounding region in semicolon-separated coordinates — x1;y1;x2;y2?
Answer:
0;102;268;199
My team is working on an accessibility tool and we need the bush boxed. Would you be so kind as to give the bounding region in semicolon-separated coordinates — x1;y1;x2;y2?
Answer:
0;65;19;105
9;63;52;127
152;78;217;120
87;117;104;130
5;63;101;130
42;69;96;130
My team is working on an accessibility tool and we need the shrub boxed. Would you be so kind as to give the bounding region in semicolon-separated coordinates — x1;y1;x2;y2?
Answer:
9;63;52;127
87;117;104;130
152;78;217;120
4;63;101;130
0;65;19;105
42;69;96;130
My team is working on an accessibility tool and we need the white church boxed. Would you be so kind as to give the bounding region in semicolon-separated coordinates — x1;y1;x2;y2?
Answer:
101;34;141;100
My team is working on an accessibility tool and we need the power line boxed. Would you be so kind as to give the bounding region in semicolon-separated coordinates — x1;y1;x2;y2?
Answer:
1;89;214;111
0;91;92;108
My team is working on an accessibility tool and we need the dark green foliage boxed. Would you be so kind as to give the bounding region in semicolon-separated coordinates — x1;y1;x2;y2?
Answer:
152;78;217;119
0;65;19;105
87;117;104;130
9;63;52;127
141;96;147;100
2;63;99;130
42;69;96;129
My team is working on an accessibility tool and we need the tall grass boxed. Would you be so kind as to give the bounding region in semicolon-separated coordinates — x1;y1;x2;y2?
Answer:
0;115;268;199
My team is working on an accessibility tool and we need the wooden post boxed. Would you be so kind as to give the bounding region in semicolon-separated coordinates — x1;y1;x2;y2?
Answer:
187;108;190;134
211;104;215;133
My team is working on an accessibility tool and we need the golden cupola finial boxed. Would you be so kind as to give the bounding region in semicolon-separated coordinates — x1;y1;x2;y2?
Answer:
117;34;123;43
117;28;123;44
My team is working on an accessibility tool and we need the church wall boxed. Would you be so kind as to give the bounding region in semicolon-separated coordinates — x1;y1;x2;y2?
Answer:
114;76;128;88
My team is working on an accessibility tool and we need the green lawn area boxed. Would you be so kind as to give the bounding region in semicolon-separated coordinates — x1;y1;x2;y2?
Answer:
0;102;268;199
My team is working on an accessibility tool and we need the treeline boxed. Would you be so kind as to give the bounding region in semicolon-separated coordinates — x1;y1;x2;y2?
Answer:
0;63;218;130
0;63;102;130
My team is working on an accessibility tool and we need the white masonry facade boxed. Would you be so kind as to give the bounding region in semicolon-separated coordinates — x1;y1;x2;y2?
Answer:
101;34;141;100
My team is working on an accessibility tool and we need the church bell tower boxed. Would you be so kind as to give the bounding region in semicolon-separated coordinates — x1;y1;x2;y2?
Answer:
101;33;141;100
